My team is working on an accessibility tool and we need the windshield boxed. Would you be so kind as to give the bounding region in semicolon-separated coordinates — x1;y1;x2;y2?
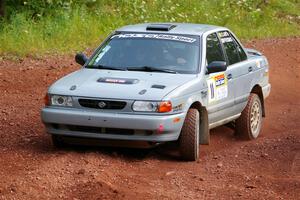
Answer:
87;33;200;74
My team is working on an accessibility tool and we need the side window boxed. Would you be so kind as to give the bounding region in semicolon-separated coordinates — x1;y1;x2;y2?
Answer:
206;33;225;65
232;35;247;61
218;31;240;65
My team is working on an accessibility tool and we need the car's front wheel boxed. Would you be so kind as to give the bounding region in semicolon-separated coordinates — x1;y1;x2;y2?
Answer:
179;108;200;161
235;93;263;140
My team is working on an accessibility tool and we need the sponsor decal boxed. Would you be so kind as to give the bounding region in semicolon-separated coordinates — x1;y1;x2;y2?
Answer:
207;73;228;103
221;37;233;43
98;77;139;84
95;45;111;63
218;31;230;38
172;103;183;112
105;78;126;83
214;74;226;87
218;31;233;43
111;33;197;43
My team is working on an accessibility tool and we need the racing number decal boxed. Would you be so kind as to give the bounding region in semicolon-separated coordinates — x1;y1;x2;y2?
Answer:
207;73;228;103
209;82;214;99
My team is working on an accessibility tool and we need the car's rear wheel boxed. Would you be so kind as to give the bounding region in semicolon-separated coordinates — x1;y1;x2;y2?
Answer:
235;93;263;140
51;135;65;148
179;108;200;161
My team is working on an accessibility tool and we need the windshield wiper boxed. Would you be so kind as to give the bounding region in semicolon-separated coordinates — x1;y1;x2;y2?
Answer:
127;66;177;74
86;65;126;71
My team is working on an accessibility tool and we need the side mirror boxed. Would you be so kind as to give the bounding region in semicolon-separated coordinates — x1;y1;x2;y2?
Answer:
207;61;227;74
75;53;88;66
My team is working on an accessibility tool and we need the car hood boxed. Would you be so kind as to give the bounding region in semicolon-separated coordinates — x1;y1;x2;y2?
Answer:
49;68;197;100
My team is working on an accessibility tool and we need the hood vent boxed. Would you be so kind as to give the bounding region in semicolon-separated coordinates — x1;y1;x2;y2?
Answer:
146;24;176;31
151;84;166;89
98;77;139;84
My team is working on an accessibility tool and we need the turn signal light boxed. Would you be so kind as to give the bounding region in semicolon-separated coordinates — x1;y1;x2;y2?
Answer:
44;94;50;106
158;101;172;113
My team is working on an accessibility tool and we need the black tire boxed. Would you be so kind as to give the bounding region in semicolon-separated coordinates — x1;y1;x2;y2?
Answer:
51;135;65;148
235;93;263;140
179;109;200;161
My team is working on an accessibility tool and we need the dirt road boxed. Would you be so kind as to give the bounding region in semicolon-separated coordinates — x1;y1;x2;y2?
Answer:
0;38;299;200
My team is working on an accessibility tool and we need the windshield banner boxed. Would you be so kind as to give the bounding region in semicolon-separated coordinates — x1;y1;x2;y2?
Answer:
111;33;197;43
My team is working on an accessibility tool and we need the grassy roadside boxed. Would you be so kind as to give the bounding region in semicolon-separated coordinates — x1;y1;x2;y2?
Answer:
0;0;299;57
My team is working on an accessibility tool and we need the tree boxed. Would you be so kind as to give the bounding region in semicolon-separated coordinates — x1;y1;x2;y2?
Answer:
0;0;4;17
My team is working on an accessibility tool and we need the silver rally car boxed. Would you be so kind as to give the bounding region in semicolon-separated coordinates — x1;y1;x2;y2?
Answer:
41;23;271;161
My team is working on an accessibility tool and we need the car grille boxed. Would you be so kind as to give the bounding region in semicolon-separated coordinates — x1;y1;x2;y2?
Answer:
68;125;135;135
51;124;153;136
78;99;127;109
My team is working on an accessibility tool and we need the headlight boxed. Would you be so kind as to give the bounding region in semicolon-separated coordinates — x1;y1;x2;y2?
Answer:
132;101;172;113
50;95;73;107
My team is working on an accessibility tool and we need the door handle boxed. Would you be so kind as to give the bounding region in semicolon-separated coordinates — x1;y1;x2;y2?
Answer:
201;90;207;97
227;73;232;80
248;66;253;72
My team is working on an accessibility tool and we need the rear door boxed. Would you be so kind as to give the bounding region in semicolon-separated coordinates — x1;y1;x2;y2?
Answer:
205;33;235;124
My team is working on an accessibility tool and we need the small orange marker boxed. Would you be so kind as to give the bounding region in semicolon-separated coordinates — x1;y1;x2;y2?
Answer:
173;117;181;123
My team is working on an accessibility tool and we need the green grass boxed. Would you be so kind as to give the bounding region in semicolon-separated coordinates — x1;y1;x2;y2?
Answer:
0;0;299;57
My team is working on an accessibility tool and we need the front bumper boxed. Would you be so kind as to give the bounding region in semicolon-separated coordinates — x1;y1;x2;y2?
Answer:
41;107;185;142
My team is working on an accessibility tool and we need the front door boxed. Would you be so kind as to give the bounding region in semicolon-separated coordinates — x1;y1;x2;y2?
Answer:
205;32;236;124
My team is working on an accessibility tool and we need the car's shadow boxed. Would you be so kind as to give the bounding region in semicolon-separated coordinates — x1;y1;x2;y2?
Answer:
26;125;236;162
25;133;183;162
62;137;183;162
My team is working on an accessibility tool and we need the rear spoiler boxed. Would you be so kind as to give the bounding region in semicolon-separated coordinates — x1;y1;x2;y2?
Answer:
245;48;263;56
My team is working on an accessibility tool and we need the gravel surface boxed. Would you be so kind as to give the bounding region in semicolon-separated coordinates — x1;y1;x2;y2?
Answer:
0;38;299;200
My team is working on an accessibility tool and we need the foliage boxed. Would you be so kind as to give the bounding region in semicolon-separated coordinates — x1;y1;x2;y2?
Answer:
0;0;299;56
4;0;98;18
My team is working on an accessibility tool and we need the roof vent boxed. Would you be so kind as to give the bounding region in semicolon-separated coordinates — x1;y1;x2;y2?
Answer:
146;24;176;31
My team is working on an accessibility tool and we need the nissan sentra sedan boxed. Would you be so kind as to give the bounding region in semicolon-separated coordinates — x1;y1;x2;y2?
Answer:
41;23;271;161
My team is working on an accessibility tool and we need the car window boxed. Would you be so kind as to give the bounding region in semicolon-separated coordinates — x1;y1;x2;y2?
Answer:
231;34;247;61
218;31;240;65
206;33;225;65
88;33;200;74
